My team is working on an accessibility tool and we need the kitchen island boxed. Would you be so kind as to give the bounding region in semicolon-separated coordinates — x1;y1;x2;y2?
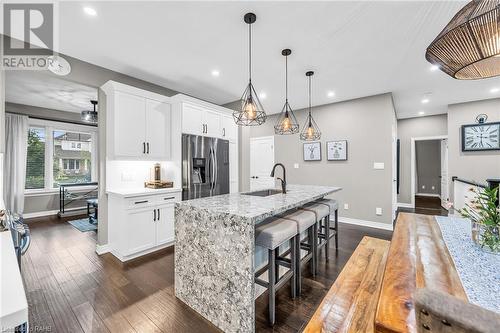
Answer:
174;184;341;332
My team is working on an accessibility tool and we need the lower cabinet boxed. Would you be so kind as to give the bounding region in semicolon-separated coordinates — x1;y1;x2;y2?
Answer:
108;190;181;262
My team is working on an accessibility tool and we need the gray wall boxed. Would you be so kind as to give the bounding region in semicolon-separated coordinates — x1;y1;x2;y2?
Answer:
448;98;500;200
397;114;447;204
415;140;441;195
230;93;396;225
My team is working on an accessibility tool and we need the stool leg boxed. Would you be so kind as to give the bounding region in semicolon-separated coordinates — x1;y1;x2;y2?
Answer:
295;234;302;296
312;222;318;276
325;215;330;261
275;247;280;284
268;249;276;326
334;209;339;251
290;237;297;299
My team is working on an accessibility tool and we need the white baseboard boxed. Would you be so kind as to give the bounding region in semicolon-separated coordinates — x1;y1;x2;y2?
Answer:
95;244;110;255
338;216;393;231
397;202;413;208
23;209;59;219
415;193;441;198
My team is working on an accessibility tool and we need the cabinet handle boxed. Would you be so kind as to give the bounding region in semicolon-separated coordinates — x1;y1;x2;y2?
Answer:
134;200;148;204
143;142;146;154
153;209;156;221
223;128;226;137
163;196;175;200
146;142;150;154
157;209;160;221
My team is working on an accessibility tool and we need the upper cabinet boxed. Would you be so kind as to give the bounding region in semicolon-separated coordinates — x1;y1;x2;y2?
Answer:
221;114;238;143
103;81;172;160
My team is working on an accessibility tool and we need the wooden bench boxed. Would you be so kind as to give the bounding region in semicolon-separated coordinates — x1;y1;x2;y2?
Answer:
302;236;390;333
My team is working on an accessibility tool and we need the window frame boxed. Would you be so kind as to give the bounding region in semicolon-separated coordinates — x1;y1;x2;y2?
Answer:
25;118;98;195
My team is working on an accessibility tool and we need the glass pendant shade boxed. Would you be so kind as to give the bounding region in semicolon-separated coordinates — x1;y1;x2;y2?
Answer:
300;71;321;141
233;13;266;126
426;0;500;79
275;49;299;135
81;100;98;124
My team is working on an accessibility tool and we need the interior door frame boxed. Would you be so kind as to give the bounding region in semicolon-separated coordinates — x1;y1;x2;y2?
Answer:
410;135;448;208
249;136;275;190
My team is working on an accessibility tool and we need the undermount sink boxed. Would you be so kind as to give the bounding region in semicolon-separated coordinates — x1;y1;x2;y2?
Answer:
242;189;283;197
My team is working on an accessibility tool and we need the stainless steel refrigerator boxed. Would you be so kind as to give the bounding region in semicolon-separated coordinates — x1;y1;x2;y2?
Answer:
182;134;230;200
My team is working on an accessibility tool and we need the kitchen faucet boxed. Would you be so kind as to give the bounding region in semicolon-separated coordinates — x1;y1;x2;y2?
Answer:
270;163;287;194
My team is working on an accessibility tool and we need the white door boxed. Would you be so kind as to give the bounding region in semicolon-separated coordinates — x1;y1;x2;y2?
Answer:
125;207;156;255
114;91;146;157
204;109;221;138
156;203;175;246
182;104;204;136
440;138;449;208
250;136;275;190
146;99;171;159
221;114;238;142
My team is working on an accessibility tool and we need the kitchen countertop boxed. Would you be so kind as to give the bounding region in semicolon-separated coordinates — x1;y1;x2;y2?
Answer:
177;184;341;224
0;230;28;330
106;187;182;198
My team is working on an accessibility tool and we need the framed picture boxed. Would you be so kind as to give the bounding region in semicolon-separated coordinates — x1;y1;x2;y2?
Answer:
461;122;500;152
303;142;321;161
327;140;348;161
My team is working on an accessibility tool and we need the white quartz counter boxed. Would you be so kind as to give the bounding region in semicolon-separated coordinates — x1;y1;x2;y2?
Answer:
106;187;181;198
177;184;341;224
0;230;28;330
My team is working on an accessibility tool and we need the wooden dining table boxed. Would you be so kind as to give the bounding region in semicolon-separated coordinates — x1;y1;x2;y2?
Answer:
375;213;468;333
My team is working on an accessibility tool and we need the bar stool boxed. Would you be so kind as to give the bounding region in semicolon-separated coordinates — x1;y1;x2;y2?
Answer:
279;209;317;295
255;217;298;326
316;198;339;251
300;202;330;269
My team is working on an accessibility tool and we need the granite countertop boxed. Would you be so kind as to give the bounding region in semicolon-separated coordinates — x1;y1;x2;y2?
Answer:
176;184;341;223
106;187;182;198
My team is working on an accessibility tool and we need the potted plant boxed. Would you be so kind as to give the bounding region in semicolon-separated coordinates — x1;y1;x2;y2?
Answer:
460;187;500;254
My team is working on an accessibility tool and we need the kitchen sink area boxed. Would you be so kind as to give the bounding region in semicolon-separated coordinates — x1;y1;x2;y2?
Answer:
242;189;283;197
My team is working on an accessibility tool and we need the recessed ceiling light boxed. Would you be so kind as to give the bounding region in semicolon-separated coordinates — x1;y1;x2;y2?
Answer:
430;65;440;71
418;111;425;116
490;87;499;93
421;98;430;104
327;91;335;97
211;70;220;77
83;7;97;16
259;92;267;99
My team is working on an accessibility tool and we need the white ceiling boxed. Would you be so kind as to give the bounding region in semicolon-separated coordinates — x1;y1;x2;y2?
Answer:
5;71;97;113
11;1;500;119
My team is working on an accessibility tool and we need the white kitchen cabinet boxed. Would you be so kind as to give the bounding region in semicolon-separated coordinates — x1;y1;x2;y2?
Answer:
204;109;221;138
107;189;181;262
221;114;238;142
182;103;204;136
103;81;172;160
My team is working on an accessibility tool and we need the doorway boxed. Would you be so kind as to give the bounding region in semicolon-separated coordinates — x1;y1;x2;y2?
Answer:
410;136;448;215
249;136;275;191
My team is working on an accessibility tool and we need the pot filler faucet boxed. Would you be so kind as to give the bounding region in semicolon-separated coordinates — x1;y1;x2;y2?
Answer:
270;163;287;194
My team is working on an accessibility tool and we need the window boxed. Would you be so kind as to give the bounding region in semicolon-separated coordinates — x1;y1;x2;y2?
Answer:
26;127;46;189
25;120;97;192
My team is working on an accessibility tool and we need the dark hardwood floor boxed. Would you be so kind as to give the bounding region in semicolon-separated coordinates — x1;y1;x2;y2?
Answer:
22;215;392;332
397;195;448;217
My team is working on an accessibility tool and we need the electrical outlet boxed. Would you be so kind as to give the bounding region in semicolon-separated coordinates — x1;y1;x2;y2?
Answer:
344;203;349;210
294;163;299;169
376;207;382;216
422;185;426;189
431;186;435;190
373;162;385;170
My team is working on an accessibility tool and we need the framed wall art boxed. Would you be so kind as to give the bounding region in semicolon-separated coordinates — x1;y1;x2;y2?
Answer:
303;142;321;161
327;140;348;161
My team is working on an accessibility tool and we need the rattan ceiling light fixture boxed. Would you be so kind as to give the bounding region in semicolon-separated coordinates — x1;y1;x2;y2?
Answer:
233;13;266;126
275;49;299;135
426;0;500;80
300;71;321;141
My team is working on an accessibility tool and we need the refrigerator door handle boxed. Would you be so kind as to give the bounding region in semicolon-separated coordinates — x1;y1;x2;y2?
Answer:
211;147;216;190
213;146;218;190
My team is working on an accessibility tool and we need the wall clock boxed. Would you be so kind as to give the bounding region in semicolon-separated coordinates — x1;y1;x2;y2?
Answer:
461;122;500;151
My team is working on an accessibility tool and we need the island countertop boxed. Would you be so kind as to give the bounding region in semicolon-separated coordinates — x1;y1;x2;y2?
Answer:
176;184;341;224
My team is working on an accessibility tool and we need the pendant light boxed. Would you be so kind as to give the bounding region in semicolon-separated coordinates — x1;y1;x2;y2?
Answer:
233;13;266;126
81;100;98;124
300;71;321;141
426;0;500;79
275;49;299;135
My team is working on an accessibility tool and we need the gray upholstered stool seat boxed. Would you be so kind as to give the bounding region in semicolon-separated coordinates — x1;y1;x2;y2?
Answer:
316;198;339;252
255;217;297;249
300;202;332;267
300;202;330;220
254;217;298;326
279;209;317;295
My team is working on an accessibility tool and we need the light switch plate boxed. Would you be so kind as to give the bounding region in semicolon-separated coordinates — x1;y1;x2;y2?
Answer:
376;207;383;216
294;163;299;169
373;162;385;170
344;203;349;210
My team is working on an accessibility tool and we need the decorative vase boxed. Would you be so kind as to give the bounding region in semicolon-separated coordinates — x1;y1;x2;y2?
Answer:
471;221;500;254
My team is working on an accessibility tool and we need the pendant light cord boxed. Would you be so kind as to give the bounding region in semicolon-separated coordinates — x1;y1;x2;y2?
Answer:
308;75;312;116
285;55;288;102
248;23;252;82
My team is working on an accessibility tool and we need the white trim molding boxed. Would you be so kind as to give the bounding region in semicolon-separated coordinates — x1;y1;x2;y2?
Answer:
397;202;413;208
415;193;441;198
23;209;59;219
95;244;110;255
338;216;394;231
